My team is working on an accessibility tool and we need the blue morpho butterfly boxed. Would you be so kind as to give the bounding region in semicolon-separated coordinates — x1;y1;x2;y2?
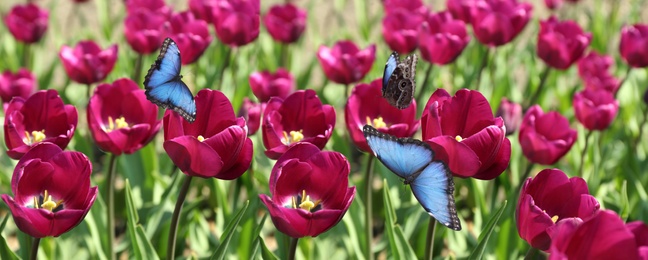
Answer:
144;37;197;123
382;51;418;109
363;125;461;231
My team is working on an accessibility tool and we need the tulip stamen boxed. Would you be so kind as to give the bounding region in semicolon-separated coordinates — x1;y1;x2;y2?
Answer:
455;135;463;142
551;215;559;223
23;130;46;145
105;116;129;132
282;130;304;145
197;135;206;142
366;116;387;129
33;190;63;212
292;190;322;212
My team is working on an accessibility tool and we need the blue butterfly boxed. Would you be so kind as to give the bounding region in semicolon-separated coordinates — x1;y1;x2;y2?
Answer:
144;37;197;123
382;52;417;109
363;125;461;231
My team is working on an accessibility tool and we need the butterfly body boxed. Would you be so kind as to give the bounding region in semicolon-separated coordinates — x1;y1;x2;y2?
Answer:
144;38;197;123
382;52;418;109
363;125;461;231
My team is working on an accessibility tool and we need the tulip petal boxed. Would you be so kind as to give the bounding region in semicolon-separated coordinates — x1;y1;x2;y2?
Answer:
164;136;224;178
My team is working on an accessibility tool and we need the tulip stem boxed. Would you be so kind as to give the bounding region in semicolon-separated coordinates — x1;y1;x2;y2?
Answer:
29;237;40;260
526;66;551;108
614;66;633;98
474;47;490;91
279;43;288;68
633;106;648;151
106;154;118;260
288;237;299;260
87;84;92;100
424;218;437;260
216;47;233;91
513;162;534;198
344;84;350;99
578;130;593;178
133;54;144;84
525;246;539;259
167;175;193;260
364;154;375;260
22;43;30;69
416;63;434;104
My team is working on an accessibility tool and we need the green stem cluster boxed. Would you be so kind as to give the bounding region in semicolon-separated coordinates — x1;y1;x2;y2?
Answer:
106;154;118;260
167;175;194;260
364;155;375;260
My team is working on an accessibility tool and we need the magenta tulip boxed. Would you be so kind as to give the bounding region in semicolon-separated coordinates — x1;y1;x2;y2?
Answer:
317;40;376;85
249;68;295;103
168;11;212;65
382;8;424;54
189;0;217;23
537;16;592;70
125;0;172;17
262;90;335;159
345;79;419;153
238;98;264;136
578;51;620;93
4;3;48;44
519;105;577;165
4;90;77;160
59;40;118;85
383;0;429;16
472;0;533;46
544;0;563;9
163;89;252;179
260;143;355;238
447;0;478;24
620;24;648;68
263;3;307;44
495;98;522;136
573;89;618;131
421;89;511;180
516;168;600;250
418;11;470;65
213;0;260;47
0;68;36;105
1;143;97;238
124;9;169;54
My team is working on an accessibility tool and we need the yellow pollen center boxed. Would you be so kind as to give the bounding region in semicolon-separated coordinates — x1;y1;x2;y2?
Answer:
551;215;559;223
291;190;321;212
197;135;206;142
455;135;463;142
282;130;304;145
106;116;129;132
32;190;63;212
366;116;387;129
24;130;46;145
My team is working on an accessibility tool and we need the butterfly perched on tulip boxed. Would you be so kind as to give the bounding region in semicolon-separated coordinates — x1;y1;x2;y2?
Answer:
363;125;461;231
382;52;418;109
144;37;197;123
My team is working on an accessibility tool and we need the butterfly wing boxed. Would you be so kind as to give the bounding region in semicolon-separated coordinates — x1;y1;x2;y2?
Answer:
363;125;431;179
382;53;417;109
382;52;399;91
144;38;197;122
410;161;461;230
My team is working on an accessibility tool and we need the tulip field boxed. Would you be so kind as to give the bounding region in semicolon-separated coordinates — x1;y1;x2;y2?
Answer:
2;0;648;259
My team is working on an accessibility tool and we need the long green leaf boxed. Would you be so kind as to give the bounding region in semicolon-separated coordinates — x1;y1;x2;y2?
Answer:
125;179;160;260
249;213;268;259
468;200;508;260
210;200;250;260
0;215;19;260
259;236;279;260
382;179;417;259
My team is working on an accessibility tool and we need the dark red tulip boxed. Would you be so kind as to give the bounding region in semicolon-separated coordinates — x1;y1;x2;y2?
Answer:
249;68;295;103
72;0;91;3
516;168;600;251
124;9;169;55
169;11;212;65
4;90;77;160
163;89;252;179
262;90;335;160
189;0;217;23
213;0;260;47
383;0;429;16
544;0;562;10
472;0;533;46
237;98;264;136
345;78;419;153
519;105;577;165
59;40;118;85
125;0;172;17
537;16;592;70
573;89;618;131
547;210;639;259
418;11;470;65
0;68;36;105
87;78;161;155
627;221;648;259
4;3;48;44
317;40;376;85
620;24;648;68
578;52;620;93
382;8;424;54
495;98;522;136
421;89;511;180
263;3;307;44
1;143;97;238
259;143;356;238
447;0;478;24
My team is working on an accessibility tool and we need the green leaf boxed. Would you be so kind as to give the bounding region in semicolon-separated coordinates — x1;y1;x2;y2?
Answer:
249;214;268;259
125;179;160;260
382;179;417;259
259;236;279;260
0;215;19;260
210;200;250;260
620;181;630;221
468;200;508;260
